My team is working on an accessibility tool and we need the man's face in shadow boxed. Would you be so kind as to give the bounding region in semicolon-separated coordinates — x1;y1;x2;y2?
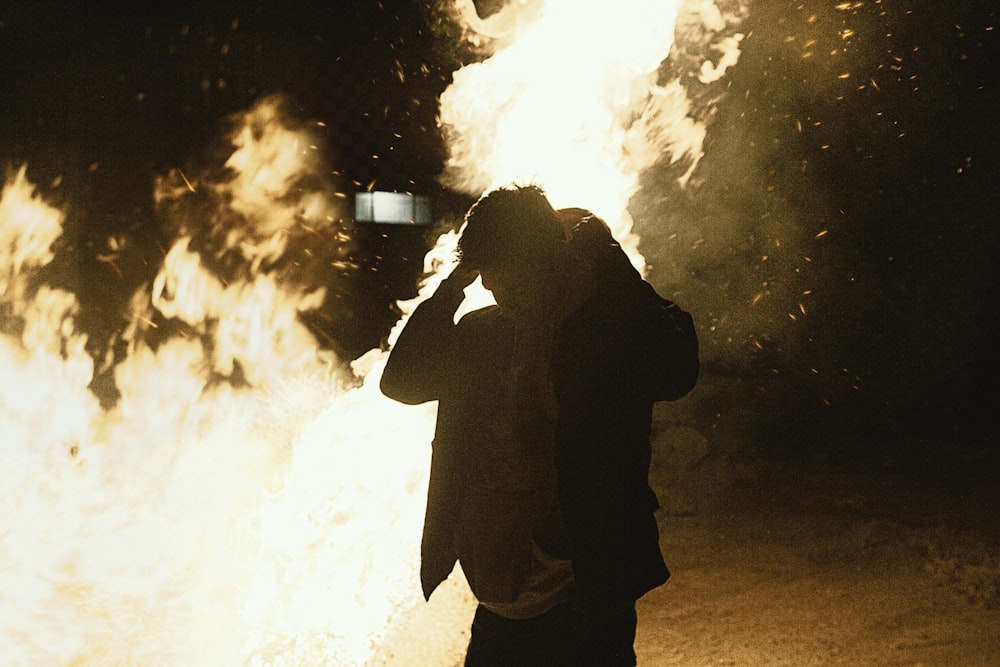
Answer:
478;260;552;321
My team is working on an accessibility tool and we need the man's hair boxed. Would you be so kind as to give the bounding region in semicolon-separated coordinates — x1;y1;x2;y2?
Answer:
457;184;565;269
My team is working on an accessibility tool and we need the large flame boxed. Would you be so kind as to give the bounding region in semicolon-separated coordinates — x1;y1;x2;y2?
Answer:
0;106;471;666
0;1;742;665
439;0;743;267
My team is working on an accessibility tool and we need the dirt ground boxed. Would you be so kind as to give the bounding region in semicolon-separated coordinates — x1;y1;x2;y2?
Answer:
636;424;1000;666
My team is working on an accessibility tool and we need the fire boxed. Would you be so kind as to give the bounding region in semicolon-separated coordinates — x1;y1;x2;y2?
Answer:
439;0;743;268
0;107;465;667
0;1;743;665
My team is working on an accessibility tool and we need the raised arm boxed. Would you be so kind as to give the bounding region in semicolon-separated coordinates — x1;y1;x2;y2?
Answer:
380;265;476;405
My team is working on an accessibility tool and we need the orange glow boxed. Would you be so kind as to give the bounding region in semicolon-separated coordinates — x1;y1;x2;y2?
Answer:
0;102;469;667
0;0;745;663
438;0;743;272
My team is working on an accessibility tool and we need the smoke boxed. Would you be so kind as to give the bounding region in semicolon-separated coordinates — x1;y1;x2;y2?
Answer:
625;2;871;442
634;0;1000;448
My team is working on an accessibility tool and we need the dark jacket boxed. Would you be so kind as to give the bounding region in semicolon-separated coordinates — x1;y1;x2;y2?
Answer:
380;282;542;602
380;216;699;610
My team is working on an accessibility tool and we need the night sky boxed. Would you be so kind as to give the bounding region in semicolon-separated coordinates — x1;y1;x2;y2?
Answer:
1;1;997;461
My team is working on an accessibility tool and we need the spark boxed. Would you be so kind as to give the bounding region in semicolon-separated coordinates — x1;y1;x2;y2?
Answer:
175;168;196;193
96;254;123;280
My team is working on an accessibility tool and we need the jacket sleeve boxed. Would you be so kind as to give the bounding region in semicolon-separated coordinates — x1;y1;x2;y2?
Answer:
567;212;699;402
635;281;700;402
380;278;467;405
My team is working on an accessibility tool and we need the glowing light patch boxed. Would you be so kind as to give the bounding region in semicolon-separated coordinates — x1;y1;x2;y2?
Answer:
439;0;742;270
0;0;744;664
0;102;473;667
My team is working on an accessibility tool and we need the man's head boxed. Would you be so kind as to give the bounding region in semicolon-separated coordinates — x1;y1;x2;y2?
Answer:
457;184;567;317
457;184;566;269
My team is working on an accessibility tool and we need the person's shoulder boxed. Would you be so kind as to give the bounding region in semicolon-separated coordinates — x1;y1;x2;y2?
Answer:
457;304;502;324
455;304;510;337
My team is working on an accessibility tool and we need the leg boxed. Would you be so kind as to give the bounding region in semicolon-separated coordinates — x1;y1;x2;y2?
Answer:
576;597;638;667
464;605;510;667
465;600;585;667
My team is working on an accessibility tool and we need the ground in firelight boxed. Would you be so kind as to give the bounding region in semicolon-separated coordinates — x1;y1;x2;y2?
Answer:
638;416;1000;666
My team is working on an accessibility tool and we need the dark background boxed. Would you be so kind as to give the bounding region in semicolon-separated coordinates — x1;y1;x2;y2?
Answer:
1;1;997;465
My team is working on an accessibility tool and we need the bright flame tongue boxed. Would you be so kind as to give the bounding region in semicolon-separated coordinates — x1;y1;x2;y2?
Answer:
0;1;739;665
0;112;449;666
440;0;714;265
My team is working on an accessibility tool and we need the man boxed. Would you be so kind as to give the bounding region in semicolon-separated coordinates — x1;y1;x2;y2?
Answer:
381;184;698;665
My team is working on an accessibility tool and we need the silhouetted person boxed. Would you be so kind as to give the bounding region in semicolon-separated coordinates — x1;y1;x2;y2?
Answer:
381;184;698;666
